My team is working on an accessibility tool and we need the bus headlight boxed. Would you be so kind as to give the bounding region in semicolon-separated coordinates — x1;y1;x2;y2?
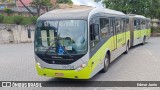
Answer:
75;63;87;72
37;62;43;69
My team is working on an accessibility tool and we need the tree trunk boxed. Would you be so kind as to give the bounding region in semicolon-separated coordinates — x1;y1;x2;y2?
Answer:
37;5;41;16
19;0;35;16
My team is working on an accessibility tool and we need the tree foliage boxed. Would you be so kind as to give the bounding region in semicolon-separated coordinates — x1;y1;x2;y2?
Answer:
4;8;13;16
31;0;52;16
103;0;160;19
57;0;73;4
149;0;160;19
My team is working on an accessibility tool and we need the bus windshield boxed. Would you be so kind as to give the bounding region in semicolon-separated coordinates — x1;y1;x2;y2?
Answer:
34;20;88;55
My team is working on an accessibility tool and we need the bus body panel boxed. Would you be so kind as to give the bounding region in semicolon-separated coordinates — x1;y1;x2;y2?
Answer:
36;32;129;79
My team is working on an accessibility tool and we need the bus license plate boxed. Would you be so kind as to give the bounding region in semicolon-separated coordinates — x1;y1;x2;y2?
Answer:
55;73;64;76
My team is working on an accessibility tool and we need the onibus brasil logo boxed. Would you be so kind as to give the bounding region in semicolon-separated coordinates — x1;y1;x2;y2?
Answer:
1;82;42;87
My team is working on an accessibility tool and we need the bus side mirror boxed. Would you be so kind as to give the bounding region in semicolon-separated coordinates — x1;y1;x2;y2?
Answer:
28;29;31;38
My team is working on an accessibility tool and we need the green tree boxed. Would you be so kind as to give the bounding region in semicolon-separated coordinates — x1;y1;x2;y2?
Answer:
31;0;52;16
57;0;73;4
129;0;151;16
103;0;151;16
4;8;13;16
148;0;160;19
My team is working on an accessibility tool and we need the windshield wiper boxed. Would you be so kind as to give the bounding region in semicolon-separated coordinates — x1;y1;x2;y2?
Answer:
44;37;73;58
57;33;73;57
44;40;56;55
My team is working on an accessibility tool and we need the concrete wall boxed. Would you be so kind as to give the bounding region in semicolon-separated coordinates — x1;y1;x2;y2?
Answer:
0;24;35;44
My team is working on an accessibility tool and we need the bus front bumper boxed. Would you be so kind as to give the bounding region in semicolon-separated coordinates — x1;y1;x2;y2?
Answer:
36;64;91;79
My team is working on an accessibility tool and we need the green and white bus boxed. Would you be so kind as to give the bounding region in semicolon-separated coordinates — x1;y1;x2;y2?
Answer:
33;7;151;79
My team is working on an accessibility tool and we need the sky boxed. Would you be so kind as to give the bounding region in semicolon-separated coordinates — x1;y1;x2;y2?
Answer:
71;0;104;7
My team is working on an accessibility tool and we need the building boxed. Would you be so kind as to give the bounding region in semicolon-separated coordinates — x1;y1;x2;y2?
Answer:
16;0;32;7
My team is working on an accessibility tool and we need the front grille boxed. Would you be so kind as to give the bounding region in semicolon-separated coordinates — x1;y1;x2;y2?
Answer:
36;53;84;65
43;58;75;64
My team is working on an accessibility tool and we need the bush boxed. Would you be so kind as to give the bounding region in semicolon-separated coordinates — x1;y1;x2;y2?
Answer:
3;16;14;24
151;26;160;33
57;0;73;4
1;14;37;25
67;0;73;5
0;14;4;23
21;17;32;25
30;16;38;25
13;15;24;25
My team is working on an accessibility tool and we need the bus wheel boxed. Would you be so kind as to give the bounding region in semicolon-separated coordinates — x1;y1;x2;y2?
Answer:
101;54;110;73
142;36;146;45
124;42;129;54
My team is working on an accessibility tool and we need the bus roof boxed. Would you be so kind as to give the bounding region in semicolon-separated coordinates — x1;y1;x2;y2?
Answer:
134;15;146;18
38;7;126;20
128;14;148;19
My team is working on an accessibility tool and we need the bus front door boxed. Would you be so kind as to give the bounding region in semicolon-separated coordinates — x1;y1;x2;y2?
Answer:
110;18;117;51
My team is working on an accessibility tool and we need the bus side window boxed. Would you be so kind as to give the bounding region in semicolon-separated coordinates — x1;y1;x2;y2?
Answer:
100;18;109;38
90;24;100;50
116;19;121;34
121;19;126;33
137;19;141;30
126;19;129;31
134;20;137;30
146;20;150;29
110;18;115;35
141;20;146;29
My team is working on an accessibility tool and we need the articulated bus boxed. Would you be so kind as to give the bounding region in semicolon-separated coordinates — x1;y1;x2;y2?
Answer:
34;7;151;79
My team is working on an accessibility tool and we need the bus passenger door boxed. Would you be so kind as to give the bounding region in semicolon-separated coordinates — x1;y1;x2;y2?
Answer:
122;19;126;45
116;19;122;48
137;19;141;39
110;18;116;51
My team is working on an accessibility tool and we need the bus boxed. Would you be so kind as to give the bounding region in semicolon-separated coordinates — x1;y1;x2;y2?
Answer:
33;7;151;79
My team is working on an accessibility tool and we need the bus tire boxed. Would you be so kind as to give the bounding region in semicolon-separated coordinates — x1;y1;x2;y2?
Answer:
101;54;110;73
124;41;129;54
142;36;146;45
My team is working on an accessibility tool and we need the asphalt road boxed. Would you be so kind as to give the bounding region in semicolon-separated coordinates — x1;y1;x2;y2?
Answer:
0;37;160;90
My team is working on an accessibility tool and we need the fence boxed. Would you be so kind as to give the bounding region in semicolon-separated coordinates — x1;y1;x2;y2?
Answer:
0;24;35;44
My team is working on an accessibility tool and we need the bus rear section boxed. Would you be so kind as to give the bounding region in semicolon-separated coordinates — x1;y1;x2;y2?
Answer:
129;14;151;47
